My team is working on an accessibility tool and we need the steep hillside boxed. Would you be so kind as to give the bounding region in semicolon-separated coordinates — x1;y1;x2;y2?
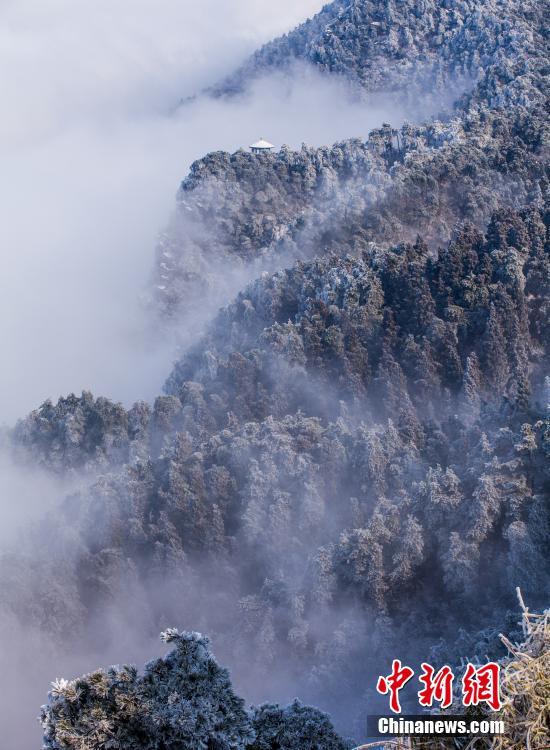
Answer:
8;207;550;724
212;0;547;109
152;0;548;320
152;109;547;318
4;0;549;742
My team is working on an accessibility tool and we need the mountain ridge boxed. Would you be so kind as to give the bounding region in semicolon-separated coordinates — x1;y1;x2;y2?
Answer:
3;0;549;743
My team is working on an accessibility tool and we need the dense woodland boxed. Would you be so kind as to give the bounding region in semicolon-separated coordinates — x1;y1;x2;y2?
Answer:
11;205;550;739
213;0;547;106
3;0;549;746
152;0;547;318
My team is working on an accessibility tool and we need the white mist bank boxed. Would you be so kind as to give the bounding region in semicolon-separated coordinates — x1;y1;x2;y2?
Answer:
0;3;413;745
0;0;328;425
1;0;465;426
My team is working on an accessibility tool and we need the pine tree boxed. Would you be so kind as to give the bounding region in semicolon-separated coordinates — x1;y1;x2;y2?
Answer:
41;630;254;750
249;700;349;750
461;353;482;424
482;304;509;394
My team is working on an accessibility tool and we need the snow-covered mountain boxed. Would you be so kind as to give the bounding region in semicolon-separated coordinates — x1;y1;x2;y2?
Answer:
4;0;549;746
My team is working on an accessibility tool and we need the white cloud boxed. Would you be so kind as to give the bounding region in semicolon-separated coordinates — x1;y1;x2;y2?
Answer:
0;0;325;144
0;0;327;424
0;5;431;746
0;1;417;425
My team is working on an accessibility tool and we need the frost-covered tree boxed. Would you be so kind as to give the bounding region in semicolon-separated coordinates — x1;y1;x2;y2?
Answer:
3;0;549;736
41;630;253;750
249;700;350;750
41;631;349;750
6;204;547;724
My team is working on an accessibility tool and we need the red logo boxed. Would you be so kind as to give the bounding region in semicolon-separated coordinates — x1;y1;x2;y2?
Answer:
376;661;501;713
418;663;454;709
376;660;415;714
462;663;501;711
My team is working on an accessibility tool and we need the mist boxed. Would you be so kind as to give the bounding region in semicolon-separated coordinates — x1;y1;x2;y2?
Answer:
0;0;425;427
0;2;497;747
0;2;413;745
1;0;327;425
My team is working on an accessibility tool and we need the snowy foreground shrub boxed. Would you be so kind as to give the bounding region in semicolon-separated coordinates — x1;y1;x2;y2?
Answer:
41;629;349;750
248;701;348;750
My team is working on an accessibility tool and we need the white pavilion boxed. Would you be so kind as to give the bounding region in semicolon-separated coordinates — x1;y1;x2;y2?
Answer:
250;138;275;153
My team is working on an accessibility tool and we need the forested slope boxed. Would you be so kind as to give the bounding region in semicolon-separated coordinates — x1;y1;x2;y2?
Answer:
152;110;547;318
152;0;547;319
3;0;549;743
9;206;550;725
212;0;547;108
